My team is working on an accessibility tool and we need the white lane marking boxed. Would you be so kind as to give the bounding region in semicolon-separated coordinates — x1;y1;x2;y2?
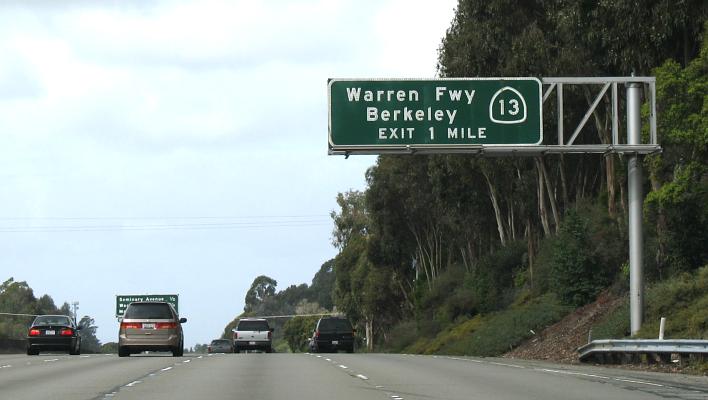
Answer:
375;385;384;388
613;378;664;387
357;374;369;380
325;358;332;362
537;368;665;387
490;362;525;369
316;355;322;358
183;359;191;363
161;366;173;371
338;365;348;369
43;358;59;362
80;355;90;358
537;368;610;380
1;364;12;368
197;356;203;359
125;380;141;387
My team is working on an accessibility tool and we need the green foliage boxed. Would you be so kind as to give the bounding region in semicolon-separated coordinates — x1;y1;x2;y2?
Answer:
310;260;335;310
464;242;527;314
244;275;278;314
101;342;119;354
403;295;571;356
0;278;71;340
592;266;708;339
548;205;621;307
282;316;320;353
590;301;631;340
78;316;102;353
644;25;708;276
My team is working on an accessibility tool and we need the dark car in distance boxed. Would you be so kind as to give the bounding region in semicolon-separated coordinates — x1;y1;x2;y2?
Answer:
208;339;233;353
26;315;82;355
309;317;355;353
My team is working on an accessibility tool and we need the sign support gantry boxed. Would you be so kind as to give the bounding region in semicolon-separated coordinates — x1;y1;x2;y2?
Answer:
328;76;660;334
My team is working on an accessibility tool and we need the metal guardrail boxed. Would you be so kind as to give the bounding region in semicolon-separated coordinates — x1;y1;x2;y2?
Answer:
578;339;708;364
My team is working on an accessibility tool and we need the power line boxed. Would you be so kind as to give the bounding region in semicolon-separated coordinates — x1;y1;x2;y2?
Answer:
0;216;333;233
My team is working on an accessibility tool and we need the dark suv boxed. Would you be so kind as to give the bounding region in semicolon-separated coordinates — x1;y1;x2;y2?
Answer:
310;317;355;353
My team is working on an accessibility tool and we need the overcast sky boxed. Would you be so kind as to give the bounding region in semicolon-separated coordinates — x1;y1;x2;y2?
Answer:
0;0;457;347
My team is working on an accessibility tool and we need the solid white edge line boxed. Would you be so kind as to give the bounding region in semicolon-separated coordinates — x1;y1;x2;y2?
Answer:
537;368;665;387
613;378;664;387
339;365;348;369
356;374;369;380
161;366;172;371
490;362;525;368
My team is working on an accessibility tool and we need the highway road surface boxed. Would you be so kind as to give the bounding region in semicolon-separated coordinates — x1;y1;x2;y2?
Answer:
0;352;706;400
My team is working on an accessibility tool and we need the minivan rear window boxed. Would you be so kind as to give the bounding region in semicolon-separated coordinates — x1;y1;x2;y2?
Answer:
237;320;269;331
317;318;352;332
124;303;173;319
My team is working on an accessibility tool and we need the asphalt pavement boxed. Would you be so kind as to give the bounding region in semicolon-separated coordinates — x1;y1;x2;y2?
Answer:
0;352;706;400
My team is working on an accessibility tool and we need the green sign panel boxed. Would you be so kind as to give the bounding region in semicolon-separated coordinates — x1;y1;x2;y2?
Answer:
115;294;178;318
328;78;542;152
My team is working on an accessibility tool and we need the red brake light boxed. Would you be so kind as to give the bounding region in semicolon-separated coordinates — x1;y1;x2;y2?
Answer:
268;331;272;340
156;322;177;329
29;329;41;336
60;328;74;336
314;330;320;339
121;322;142;329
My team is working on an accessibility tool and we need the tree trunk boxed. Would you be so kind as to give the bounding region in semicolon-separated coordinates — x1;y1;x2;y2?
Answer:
365;318;374;352
526;218;534;289
585;88;616;217
536;158;552;236
559;154;569;211
482;171;507;246
538;157;560;233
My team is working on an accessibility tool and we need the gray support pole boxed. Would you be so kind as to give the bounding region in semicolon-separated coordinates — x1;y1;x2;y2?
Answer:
627;82;644;335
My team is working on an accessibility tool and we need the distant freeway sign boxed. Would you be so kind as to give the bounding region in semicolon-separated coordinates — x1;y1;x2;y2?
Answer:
115;294;179;318
328;78;542;153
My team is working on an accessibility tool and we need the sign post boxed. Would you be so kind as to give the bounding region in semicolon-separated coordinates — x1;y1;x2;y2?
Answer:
328;78;542;153
115;294;179;318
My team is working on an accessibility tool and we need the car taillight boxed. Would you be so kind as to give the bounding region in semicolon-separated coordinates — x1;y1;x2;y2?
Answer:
314;330;320;339
121;322;142;329
29;328;41;336
268;331;272;340
156;322;177;329
60;329;74;336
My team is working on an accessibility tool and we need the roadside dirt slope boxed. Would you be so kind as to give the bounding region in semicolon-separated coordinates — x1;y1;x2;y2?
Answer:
504;291;624;363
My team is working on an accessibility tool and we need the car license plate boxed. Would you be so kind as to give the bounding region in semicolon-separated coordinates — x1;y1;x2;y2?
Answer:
332;340;339;345
249;341;256;345
143;323;155;329
45;330;55;336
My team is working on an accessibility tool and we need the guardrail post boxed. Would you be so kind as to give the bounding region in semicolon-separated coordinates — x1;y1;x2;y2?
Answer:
627;81;644;336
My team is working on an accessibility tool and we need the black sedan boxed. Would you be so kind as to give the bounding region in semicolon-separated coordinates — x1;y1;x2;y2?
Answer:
26;315;82;355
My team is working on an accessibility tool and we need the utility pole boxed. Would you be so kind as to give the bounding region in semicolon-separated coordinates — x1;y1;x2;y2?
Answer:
71;301;79;324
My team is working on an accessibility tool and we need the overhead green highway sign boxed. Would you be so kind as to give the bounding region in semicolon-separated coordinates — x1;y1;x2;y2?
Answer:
328;78;542;153
115;294;179;318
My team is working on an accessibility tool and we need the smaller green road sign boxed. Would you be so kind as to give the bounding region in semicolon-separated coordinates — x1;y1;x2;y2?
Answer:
116;294;178;318
328;78;542;153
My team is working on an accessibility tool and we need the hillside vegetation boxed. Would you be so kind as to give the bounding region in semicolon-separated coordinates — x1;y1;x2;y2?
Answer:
221;2;707;357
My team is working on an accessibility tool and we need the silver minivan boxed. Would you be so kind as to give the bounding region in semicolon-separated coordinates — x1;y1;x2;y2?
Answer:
118;301;186;357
